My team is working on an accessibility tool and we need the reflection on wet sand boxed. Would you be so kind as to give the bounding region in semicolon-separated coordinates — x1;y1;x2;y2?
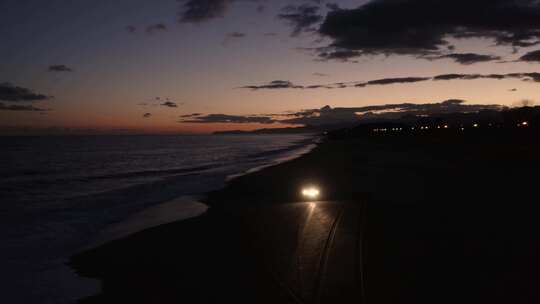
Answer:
244;201;365;304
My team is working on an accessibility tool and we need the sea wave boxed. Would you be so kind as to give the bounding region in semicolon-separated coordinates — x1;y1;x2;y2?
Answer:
0;134;318;304
86;164;218;180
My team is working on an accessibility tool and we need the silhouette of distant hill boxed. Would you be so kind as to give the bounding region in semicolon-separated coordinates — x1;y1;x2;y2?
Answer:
216;106;540;135
213;126;319;135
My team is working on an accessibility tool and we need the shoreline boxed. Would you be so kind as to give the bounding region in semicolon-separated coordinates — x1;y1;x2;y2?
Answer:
83;134;320;249
225;139;318;182
71;128;540;304
85;195;209;249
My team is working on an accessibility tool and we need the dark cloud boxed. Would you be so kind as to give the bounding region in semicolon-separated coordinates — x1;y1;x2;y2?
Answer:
281;105;361;126
520;49;540;62
223;32;247;45
241;80;304;90
178;0;233;23
180;114;276;124
318;49;361;62
146;23;167;34
278;4;323;36
139;97;182;107
48;65;73;72
432;72;540;82
365;77;431;86
0;83;50;102
180;113;202;118
126;25;137;33
521;72;540;82
161;101;178;108
427;53;502;65
0;102;48;111
319;0;540;58
313;72;328;77
326;3;340;11
143;113;152;118
226;32;246;38
241;72;540;91
305;84;334;89
177;0;325;25
433;73;483;81
178;100;505;127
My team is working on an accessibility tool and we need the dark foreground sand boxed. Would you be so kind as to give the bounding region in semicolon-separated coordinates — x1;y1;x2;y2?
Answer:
71;128;540;304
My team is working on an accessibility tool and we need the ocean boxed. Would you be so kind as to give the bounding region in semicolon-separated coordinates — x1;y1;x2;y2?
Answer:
0;134;316;304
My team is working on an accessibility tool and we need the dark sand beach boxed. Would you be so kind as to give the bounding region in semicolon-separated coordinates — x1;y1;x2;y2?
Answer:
71;127;540;304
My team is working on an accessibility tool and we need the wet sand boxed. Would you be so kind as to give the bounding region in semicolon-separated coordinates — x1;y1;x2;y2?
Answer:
71;128;540;303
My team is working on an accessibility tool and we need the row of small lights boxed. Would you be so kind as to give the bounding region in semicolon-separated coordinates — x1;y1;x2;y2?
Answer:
373;121;529;133
373;127;403;132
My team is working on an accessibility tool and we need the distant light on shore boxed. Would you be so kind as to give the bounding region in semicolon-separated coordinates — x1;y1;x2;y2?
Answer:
302;187;320;199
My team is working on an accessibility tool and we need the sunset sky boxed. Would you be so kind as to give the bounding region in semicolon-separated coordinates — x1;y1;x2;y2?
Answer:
1;0;540;134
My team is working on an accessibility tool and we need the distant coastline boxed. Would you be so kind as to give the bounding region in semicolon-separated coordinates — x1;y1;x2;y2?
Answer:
214;105;540;135
213;126;318;135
